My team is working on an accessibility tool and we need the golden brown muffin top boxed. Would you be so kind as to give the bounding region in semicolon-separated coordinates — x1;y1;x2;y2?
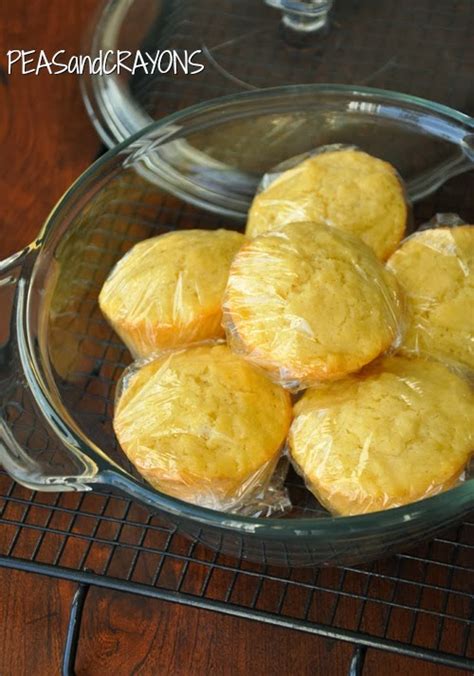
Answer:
114;343;292;489
246;148;408;260
224;221;403;388
289;355;474;515
388;225;474;370
99;228;244;356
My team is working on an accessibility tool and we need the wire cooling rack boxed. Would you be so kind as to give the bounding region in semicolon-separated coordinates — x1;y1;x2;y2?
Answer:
2;1;474;674
0;470;473;673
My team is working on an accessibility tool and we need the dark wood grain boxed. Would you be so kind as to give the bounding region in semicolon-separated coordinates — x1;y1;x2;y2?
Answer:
1;568;469;676
0;2;470;676
0;0;100;257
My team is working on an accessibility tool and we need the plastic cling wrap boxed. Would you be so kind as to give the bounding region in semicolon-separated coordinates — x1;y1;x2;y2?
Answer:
288;355;474;516
417;212;466;231
246;145;410;261
99;228;244;359
387;220;474;371
223;221;404;390
113;343;293;514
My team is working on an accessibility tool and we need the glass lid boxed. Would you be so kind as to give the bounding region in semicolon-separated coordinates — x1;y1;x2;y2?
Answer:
81;0;474;147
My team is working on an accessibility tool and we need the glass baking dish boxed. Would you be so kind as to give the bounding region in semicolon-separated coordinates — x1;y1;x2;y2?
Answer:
1;85;473;567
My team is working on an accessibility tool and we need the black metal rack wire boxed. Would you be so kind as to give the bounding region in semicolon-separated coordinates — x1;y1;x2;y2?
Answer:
1;470;473;674
1;1;474;673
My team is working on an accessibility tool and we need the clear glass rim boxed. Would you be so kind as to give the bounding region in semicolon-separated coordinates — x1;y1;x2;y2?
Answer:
41;82;474;245
25;83;474;537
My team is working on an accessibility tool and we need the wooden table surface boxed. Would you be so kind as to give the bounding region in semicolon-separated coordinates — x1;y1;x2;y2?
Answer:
0;2;469;675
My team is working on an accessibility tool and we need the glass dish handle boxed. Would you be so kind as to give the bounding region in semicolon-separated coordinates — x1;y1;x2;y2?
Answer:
0;246;101;492
0;246;174;509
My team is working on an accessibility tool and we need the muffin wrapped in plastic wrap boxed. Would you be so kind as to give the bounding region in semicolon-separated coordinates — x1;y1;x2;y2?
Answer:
246;145;409;260
289;355;474;516
223;221;403;390
113;343;292;513
387;221;474;371
99;229;244;359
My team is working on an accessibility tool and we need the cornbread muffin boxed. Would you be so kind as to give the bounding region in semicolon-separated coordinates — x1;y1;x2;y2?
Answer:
99;229;244;358
289;355;474;516
387;226;474;370
113;343;292;509
223;221;403;388
246;147;408;260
